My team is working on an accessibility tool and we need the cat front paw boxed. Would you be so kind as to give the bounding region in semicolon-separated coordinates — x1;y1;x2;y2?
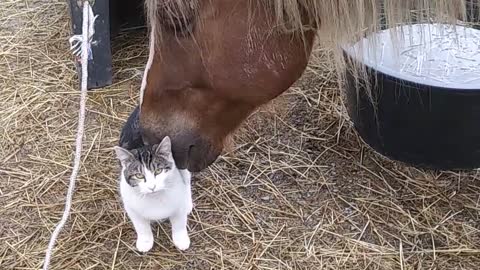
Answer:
136;235;154;253
172;230;190;251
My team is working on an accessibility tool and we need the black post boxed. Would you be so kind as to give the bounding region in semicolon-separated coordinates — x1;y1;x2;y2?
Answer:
466;0;480;29
68;0;113;90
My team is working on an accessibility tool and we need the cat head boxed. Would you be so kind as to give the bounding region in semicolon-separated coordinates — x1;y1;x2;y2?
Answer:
114;136;177;194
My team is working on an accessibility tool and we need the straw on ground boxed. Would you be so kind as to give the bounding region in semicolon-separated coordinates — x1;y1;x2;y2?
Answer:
0;1;479;270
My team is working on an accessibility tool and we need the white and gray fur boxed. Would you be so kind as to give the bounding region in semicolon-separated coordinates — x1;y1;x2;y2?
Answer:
114;108;192;252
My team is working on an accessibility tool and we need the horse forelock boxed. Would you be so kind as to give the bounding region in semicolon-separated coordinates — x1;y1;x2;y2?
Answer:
145;0;199;46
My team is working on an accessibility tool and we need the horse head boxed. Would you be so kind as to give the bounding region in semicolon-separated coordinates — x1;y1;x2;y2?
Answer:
139;0;315;172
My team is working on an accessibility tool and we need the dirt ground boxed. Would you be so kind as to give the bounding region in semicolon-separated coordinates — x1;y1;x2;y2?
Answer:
1;1;479;269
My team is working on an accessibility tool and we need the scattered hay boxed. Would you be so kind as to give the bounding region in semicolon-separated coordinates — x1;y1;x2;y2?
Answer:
1;1;479;270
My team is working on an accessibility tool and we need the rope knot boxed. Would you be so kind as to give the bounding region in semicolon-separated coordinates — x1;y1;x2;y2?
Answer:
68;3;98;62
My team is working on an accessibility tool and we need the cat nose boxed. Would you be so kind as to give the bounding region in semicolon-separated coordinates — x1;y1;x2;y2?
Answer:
149;185;156;191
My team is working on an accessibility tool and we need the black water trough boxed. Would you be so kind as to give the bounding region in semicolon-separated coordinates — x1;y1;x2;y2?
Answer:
343;23;480;170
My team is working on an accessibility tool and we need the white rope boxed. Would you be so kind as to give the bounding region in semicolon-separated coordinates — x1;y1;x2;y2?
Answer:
42;2;95;269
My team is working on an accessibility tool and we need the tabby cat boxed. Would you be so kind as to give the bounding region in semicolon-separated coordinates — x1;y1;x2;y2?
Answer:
114;107;192;252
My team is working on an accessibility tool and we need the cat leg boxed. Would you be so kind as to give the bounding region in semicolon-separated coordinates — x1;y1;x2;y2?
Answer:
179;169;193;215
169;210;190;251
186;188;193;215
125;207;154;252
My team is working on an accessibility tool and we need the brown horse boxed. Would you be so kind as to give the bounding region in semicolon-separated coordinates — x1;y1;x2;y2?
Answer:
138;0;473;172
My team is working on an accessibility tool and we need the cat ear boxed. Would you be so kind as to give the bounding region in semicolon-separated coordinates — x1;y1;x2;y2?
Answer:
154;136;173;159
114;146;134;164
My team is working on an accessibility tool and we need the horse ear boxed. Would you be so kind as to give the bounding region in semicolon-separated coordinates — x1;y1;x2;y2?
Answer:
114;146;134;164
155;136;173;159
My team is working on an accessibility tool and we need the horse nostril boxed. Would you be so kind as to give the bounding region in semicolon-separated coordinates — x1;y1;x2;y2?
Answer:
186;144;195;167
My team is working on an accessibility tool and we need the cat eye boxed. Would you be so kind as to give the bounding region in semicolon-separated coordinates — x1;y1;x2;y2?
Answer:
154;168;163;175
133;173;144;179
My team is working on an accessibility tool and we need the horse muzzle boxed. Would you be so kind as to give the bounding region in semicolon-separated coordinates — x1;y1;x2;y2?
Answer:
142;129;221;172
172;132;222;172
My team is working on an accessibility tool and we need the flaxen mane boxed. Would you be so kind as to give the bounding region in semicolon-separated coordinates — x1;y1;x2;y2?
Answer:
146;1;469;38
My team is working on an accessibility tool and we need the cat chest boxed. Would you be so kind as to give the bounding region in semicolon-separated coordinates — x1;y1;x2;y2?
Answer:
122;192;184;220
134;202;176;220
